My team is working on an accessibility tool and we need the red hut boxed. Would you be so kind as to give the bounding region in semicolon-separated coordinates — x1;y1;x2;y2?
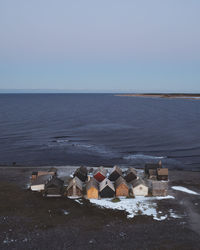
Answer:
93;166;107;182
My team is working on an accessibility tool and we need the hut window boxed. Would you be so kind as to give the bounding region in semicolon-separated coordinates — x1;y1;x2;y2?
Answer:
139;187;142;190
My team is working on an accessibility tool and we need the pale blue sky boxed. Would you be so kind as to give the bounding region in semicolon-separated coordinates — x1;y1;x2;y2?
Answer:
0;0;200;92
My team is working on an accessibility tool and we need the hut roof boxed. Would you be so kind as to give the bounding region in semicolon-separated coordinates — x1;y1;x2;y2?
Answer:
157;168;168;176
110;165;122;175
99;178;115;192
115;176;128;189
48;167;57;173
94;166;107;177
131;178;147;188
32;171;38;175
67;176;83;191
86;178;99;191
31;174;53;186
126;167;137;175
45;176;64;188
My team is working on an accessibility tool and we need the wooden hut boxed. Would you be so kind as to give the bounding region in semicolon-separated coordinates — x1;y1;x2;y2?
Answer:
152;181;167;196
115;176;129;197
31;171;38;181
66;177;83;197
44;176;64;197
109;165;122;181
86;177;99;199
130;178;148;197
99;178;115;198
93;166;107;182
125;167;137;183
73;166;88;182
157;168;168;181
145;161;162;175
148;169;157;180
31;174;53;192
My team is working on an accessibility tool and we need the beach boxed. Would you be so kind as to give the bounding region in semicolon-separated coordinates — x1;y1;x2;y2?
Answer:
0;166;200;249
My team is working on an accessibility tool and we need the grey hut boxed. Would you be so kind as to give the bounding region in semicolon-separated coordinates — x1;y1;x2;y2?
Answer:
73;166;88;182
66;177;83;197
145;161;162;175
115;176;129;197
99;178;115;198
86;177;99;199
44;176;64;197
125;167;137;183
152;181;167;196
109;165;122;181
148;169;157;180
157;168;168;181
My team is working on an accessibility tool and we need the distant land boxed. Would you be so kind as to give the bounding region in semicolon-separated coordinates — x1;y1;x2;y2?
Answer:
116;93;200;100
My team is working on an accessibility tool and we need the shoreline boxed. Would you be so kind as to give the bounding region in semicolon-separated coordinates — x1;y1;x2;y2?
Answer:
115;93;200;100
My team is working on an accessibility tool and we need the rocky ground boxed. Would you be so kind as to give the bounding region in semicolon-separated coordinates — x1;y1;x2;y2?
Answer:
0;166;200;250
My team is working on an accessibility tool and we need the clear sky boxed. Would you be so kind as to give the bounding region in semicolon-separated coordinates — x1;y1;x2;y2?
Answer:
0;0;200;93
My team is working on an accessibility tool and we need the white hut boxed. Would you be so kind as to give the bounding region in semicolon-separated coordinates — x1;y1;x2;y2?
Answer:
130;178;148;197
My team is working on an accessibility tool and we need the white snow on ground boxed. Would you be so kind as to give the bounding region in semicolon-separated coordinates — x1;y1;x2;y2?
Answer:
171;186;200;195
90;196;174;221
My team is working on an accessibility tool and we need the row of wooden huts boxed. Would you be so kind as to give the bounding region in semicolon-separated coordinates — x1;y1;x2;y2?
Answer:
30;163;168;198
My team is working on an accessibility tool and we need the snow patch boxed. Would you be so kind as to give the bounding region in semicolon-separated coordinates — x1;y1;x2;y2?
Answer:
171;186;200;195
124;154;166;160
63;210;69;215
90;196;174;220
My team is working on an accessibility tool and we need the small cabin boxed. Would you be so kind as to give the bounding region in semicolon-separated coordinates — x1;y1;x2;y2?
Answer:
31;174;53;192
125;167;137;183
93;166;107;182
148;169;157;180
109;165;122;182
86;177;99;199
99;178;115;198
44;176;64;197
145;161;162;175
73;166;88;182
130;178;148;197
115;176;129;197
152;181;167;196
31;171;38;181
157;168;168;181
66;177;83;198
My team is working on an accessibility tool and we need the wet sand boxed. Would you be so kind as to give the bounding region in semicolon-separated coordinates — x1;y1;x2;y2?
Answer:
0;166;200;249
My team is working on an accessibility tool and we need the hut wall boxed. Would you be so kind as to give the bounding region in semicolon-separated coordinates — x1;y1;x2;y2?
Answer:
100;186;115;198
116;184;129;197
152;189;167;196
132;185;148;196
87;187;98;199
67;186;82;197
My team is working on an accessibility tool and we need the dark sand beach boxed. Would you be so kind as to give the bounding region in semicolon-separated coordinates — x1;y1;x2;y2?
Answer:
0;166;200;250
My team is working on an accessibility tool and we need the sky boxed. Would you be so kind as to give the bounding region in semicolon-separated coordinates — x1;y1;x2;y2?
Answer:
0;0;200;93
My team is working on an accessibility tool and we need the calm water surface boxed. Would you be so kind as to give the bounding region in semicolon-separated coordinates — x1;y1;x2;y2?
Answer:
0;94;200;170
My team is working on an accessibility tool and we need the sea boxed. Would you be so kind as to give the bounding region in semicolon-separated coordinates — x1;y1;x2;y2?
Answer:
0;93;200;171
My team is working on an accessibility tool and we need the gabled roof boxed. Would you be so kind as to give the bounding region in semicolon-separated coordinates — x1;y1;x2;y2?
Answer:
31;174;53;186
157;168;168;176
99;178;115;192
131;178;147;188
115;176;128;189
94;166;107;177
126;167;137;175
48;167;57;173
86;178;99;191
67;176;83;191
110;165;122;176
45;176;64;188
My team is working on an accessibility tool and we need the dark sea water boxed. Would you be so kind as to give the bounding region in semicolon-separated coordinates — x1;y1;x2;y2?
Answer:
0;94;200;170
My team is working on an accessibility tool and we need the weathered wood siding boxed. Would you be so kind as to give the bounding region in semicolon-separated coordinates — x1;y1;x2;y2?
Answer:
116;183;129;197
87;187;98;199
